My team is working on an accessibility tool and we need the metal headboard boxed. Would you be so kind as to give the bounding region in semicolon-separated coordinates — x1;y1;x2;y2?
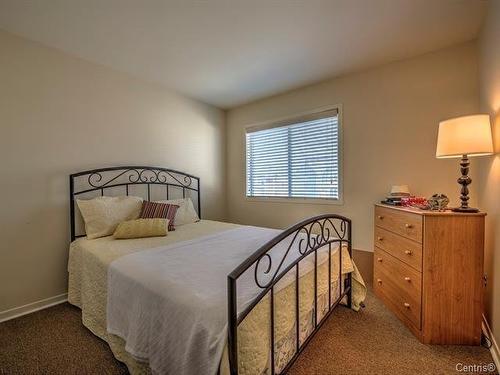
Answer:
69;166;201;241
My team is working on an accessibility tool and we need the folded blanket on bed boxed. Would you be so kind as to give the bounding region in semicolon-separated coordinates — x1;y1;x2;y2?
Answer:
107;226;366;375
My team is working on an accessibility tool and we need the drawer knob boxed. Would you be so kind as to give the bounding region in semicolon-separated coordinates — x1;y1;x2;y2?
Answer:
377;257;383;262
377;236;384;241
404;250;413;255
377;215;384;220
403;302;410;308
377;279;382;285
404;277;411;282
405;223;413;229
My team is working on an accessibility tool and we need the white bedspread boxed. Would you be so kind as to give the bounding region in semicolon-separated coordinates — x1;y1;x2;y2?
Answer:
70;220;365;375
107;226;286;375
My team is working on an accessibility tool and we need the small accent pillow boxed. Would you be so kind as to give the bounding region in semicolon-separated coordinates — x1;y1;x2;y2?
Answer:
140;201;179;231
156;198;199;226
113;218;168;239
76;196;143;239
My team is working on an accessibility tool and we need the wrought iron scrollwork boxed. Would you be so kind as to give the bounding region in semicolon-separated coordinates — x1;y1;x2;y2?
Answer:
253;216;348;289
227;213;352;375
86;167;194;189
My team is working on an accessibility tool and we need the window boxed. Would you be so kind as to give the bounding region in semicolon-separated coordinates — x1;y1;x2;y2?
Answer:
246;108;341;201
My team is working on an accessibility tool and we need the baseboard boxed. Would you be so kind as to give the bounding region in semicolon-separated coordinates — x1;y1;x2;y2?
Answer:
352;248;373;253
0;293;68;323
482;314;500;370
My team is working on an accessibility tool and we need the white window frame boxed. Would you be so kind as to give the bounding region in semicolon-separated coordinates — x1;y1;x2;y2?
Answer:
244;104;344;205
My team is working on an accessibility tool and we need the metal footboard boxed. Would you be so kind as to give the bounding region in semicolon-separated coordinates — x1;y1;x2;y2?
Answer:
227;214;352;375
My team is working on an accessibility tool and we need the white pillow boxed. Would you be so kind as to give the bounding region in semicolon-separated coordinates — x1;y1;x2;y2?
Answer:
156;198;199;226
76;196;143;239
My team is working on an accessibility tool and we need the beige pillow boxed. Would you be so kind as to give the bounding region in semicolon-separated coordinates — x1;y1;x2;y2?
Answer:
76;196;143;239
156;198;199;226
113;218;168;239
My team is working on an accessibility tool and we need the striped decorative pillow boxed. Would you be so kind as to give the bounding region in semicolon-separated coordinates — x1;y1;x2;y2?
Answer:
139;201;179;231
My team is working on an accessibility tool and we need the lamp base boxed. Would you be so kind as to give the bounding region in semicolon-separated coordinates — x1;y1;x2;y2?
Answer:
452;206;479;213
453;154;478;213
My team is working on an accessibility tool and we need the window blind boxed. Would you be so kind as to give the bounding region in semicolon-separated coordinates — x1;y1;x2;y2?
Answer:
246;110;340;200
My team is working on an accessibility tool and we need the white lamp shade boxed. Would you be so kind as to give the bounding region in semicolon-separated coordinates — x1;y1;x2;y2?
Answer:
436;114;494;158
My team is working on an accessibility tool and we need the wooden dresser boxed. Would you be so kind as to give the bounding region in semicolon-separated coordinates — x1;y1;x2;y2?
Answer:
373;204;485;345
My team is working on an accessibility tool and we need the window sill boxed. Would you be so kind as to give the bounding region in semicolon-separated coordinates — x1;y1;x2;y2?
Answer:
245;196;344;206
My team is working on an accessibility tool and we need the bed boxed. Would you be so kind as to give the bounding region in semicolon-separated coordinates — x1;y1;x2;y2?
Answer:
67;166;366;375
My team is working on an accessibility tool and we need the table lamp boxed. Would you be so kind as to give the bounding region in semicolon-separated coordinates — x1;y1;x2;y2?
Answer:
436;114;494;212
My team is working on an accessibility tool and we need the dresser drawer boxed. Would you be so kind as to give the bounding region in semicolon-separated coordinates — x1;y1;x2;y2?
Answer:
374;227;422;271
374;248;422;329
375;206;422;243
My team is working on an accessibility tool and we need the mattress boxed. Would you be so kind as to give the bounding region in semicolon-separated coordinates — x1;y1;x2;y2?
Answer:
68;220;365;375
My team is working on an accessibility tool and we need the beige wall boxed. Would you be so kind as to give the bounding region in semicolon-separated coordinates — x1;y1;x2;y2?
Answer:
0;30;226;312
478;0;500;349
226;42;479;252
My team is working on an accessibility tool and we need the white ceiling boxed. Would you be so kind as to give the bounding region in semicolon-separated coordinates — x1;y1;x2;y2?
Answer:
0;0;487;109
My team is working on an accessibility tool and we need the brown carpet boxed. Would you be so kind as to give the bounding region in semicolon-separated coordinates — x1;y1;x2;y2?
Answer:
0;303;128;375
0;288;496;375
